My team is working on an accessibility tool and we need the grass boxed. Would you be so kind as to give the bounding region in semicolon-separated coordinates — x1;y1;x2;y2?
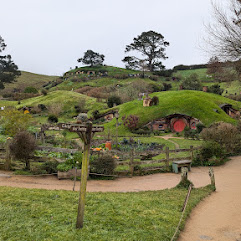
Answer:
0;90;107;118
0;71;58;93
103;90;241;136
0;186;213;241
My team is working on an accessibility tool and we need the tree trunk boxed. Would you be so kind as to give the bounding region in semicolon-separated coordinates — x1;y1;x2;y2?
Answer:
25;159;30;170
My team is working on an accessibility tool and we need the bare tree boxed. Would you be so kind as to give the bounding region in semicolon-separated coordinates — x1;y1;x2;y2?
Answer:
205;0;241;61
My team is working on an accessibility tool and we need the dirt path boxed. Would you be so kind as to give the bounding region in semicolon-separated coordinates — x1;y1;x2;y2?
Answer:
178;156;241;241
0;166;210;192
1;157;241;240
157;133;184;149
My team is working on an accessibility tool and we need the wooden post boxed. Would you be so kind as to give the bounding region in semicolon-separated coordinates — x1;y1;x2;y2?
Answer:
181;167;188;183
190;145;194;161
165;147;170;171
5;138;11;171
76;122;92;229
73;167;77;191
129;148;134;176
209;167;216;191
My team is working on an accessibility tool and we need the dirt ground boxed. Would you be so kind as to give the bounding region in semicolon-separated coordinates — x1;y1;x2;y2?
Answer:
1;156;241;240
178;156;241;241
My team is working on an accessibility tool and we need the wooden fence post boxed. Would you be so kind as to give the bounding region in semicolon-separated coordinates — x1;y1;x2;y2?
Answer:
129;148;134;177
76;123;92;229
165;147;170;171
209;167;216;191
190;145;194;161
5;138;11;171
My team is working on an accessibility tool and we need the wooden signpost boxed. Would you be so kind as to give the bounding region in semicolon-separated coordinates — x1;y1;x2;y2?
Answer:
58;122;104;229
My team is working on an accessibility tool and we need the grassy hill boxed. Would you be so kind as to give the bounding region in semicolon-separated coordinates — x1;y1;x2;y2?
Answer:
0;71;59;93
0;90;107;121
103;90;241;136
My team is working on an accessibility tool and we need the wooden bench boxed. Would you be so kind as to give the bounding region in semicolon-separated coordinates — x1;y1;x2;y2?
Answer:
172;160;192;174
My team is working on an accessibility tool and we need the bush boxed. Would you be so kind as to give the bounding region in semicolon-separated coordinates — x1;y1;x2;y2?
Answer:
181;73;202;90
48;115;58;123
10;131;36;170
200;122;241;154
122;115;139;131
92;110;100;120
208;84;224;95
162;83;172;91
24;87;38;94
150;96;159;106
42;160;59;174
107;95;122;108
91;155;116;175
193;141;226;166
57;152;82;172
38;104;47;111
41;89;48;96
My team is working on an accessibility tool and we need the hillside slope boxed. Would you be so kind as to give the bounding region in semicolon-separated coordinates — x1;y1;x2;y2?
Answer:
104;90;241;135
0;71;59;93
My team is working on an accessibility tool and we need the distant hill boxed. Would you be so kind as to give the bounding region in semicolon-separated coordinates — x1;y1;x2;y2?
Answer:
0;71;59;93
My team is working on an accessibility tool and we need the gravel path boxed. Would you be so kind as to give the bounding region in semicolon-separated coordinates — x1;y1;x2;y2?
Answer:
178;156;241;241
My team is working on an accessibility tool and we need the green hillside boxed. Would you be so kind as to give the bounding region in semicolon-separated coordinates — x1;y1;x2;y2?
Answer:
103;90;241;136
0;71;59;93
0;90;107;118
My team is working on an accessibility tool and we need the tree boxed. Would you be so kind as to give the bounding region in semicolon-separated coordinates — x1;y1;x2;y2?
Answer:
0;36;21;89
181;73;202;91
122;30;169;72
10;131;36;170
0;107;32;136
205;0;241;61
77;50;105;67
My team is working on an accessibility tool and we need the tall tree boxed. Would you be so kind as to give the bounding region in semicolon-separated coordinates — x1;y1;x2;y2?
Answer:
0;36;21;89
205;0;241;61
122;30;169;72
78;50;105;67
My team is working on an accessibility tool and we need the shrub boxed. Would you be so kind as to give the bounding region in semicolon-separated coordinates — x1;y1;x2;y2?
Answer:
48;115;58;123
208;84;224;95
193;141;226;166
38;104;47;111
107;95;122;108
181;73;202;90
122;115;139;131
57;152;82;172
74;98;87;114
150;96;159;106
42;160;59;174
10;131;36;170
162;83;172;91
48;103;63;116
24;87;38;94
0;107;32;136
92;110;100;120
200;122;241;154
91;155;116;175
41;89;48;96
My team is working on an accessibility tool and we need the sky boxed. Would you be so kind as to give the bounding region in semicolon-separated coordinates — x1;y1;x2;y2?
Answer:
0;0;229;76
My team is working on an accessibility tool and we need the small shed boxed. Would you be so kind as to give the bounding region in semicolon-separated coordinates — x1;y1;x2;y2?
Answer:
143;97;152;107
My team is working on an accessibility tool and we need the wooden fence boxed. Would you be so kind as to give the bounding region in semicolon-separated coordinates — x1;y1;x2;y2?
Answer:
112;146;200;175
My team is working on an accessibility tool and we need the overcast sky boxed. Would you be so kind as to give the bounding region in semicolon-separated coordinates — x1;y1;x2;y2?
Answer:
0;0;229;76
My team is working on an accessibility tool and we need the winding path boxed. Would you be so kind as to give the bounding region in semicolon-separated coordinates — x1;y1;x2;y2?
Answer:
1;156;241;240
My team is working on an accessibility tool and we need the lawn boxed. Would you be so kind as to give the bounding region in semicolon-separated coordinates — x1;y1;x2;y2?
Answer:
0;186;213;241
